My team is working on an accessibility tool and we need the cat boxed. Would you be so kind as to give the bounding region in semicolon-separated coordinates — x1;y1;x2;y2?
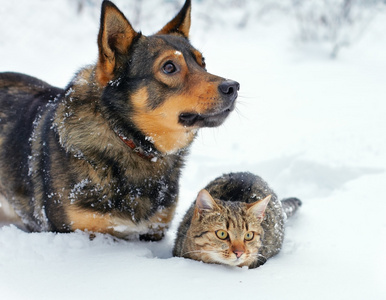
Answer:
173;172;301;268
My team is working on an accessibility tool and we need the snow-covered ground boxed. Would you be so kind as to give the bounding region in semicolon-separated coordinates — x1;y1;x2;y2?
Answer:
1;1;385;299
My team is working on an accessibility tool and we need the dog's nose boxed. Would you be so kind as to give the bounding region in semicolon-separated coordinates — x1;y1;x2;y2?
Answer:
218;80;240;99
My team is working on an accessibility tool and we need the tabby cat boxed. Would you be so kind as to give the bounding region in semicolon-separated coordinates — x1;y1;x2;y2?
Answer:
173;172;301;268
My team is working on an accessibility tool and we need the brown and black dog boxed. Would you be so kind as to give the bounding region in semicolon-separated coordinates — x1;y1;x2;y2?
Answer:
0;0;239;240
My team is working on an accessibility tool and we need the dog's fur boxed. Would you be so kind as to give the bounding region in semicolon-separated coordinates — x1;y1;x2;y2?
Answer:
0;0;239;240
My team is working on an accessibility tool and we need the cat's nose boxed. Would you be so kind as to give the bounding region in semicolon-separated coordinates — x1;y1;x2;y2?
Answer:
234;250;244;259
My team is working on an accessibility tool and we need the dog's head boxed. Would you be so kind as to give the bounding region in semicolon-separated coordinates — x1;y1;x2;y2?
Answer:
96;0;239;154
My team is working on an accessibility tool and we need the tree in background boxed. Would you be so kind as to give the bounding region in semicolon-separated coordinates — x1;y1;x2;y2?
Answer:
75;0;384;58
292;0;383;58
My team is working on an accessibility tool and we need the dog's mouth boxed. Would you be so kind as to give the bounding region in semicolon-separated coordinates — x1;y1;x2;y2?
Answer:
179;104;235;128
178;79;239;128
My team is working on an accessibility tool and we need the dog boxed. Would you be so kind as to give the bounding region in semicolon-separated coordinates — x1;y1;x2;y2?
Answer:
0;0;239;240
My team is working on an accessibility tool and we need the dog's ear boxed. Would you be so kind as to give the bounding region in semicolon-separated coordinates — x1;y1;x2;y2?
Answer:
157;0;191;38
96;0;138;86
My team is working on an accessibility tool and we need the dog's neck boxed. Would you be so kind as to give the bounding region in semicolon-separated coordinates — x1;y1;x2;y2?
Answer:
117;134;158;162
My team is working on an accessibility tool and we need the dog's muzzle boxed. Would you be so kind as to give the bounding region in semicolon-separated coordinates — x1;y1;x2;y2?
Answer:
179;80;239;128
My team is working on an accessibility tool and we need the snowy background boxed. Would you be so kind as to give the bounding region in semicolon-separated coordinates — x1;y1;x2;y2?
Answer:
1;0;385;299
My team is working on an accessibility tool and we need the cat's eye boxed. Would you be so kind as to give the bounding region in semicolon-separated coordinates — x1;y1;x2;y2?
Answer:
215;230;228;240
244;232;254;241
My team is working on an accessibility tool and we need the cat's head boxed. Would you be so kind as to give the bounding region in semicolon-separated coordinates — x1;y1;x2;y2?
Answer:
187;189;271;268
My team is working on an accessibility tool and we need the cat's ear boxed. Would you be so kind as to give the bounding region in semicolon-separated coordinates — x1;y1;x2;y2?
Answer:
247;195;271;222
194;189;218;215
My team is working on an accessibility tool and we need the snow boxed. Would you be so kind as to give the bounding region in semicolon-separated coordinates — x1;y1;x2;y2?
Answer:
1;1;386;299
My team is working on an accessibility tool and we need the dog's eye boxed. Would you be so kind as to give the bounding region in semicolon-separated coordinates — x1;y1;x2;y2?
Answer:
201;57;206;68
163;62;177;74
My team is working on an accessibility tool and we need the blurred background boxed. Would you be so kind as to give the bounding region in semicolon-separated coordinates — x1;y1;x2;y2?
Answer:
74;0;385;58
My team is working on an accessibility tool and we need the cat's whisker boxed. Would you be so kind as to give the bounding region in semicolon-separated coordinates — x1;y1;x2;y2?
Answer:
182;244;226;256
250;253;266;258
173;173;301;268
181;249;217;256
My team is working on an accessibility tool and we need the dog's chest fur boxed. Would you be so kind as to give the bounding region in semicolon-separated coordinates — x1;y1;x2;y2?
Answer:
35;76;186;235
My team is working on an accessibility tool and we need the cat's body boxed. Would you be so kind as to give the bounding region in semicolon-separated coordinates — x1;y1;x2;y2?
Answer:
173;172;301;268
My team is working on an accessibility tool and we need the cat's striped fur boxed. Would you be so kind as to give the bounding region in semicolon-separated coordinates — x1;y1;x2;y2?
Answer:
173;172;301;268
